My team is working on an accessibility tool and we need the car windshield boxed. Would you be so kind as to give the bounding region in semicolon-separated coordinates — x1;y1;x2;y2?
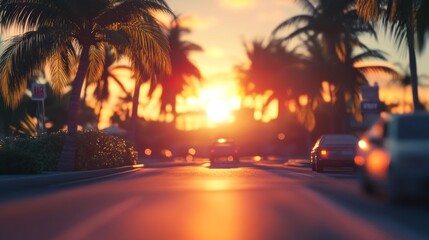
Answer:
397;116;429;140
322;135;357;145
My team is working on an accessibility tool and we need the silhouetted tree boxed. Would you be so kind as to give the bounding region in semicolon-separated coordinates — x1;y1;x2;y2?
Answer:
0;0;173;170
153;16;202;118
238;39;309;121
356;0;427;111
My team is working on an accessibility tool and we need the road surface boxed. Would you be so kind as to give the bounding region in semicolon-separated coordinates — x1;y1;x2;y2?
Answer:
1;158;428;240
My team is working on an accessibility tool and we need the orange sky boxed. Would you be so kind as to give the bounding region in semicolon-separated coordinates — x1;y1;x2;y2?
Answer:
3;0;429;130
98;0;429;129
162;0;429;106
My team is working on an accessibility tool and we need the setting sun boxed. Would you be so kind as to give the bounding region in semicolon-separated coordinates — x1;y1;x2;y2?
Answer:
206;99;232;123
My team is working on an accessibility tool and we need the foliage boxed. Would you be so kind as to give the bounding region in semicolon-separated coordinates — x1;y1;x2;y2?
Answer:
154;16;203;115
356;0;426;111
0;0;173;170
0;149;44;174
269;0;398;133
0;131;138;174
75;131;138;170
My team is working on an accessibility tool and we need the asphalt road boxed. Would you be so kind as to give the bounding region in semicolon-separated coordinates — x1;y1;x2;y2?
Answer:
1;158;428;240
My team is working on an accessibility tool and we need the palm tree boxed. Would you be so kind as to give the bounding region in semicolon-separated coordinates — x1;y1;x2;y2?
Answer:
86;46;132;128
0;0;172;170
238;39;310;121
272;0;390;132
356;0;426;111
273;0;376;62
153;16;202;118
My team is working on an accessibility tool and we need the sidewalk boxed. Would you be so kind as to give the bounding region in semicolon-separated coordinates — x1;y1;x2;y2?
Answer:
0;165;143;193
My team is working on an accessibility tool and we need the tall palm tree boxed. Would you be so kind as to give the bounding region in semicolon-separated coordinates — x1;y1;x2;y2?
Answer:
0;0;172;170
272;0;387;132
151;16;202;118
87;46;132;128
239;39;313;121
273;0;376;62
356;0;426;111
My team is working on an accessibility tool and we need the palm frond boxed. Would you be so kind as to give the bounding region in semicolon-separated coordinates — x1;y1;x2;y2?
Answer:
86;43;106;84
0;28;63;107
95;0;173;28
120;21;171;80
355;0;381;22
0;0;76;32
50;41;76;94
272;15;312;36
352;50;387;62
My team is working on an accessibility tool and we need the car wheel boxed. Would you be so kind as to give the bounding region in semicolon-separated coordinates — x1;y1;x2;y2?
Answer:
316;160;323;173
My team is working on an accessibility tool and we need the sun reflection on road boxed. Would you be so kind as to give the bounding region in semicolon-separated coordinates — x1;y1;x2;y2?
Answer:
204;179;230;191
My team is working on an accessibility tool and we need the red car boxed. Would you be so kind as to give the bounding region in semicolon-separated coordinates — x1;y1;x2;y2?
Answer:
210;139;239;163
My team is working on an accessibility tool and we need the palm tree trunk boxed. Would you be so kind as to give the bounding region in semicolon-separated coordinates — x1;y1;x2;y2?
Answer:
129;79;142;144
81;80;89;129
58;44;90;171
96;101;103;130
407;24;423;111
328;83;336;133
407;1;424;111
335;89;347;134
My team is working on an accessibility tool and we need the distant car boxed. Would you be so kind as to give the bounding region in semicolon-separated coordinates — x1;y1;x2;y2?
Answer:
310;134;358;173
210;139;239;163
355;113;429;202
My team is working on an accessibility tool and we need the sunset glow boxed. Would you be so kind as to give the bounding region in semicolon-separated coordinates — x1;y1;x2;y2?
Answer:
206;99;232;123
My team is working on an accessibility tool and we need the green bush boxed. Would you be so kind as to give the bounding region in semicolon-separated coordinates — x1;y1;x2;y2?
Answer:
8;132;64;171
75;131;138;170
0;150;44;174
0;130;138;173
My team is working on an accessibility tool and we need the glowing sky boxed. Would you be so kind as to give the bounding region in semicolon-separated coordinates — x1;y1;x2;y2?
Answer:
164;0;429;89
162;0;301;81
161;0;429;116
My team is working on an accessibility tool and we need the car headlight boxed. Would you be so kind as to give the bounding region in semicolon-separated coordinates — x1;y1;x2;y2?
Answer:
358;140;368;150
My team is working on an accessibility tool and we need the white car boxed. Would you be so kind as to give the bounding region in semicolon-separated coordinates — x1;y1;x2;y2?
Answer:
355;113;429;202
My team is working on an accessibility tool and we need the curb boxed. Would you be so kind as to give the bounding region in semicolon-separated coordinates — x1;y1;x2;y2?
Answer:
0;165;143;193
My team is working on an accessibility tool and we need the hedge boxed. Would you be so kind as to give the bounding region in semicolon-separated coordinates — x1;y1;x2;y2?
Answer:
0;131;138;174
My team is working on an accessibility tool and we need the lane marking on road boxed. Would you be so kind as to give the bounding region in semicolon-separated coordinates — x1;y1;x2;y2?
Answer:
55;197;141;240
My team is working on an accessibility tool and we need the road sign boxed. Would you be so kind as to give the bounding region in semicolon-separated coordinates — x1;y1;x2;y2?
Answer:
361;101;380;113
31;83;46;101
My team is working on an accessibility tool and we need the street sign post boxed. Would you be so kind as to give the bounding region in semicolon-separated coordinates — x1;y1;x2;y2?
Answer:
31;83;46;134
360;83;380;128
31;83;46;100
360;84;380;114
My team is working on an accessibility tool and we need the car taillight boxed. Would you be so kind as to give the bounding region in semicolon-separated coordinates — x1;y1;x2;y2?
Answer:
354;156;365;166
320;149;328;158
